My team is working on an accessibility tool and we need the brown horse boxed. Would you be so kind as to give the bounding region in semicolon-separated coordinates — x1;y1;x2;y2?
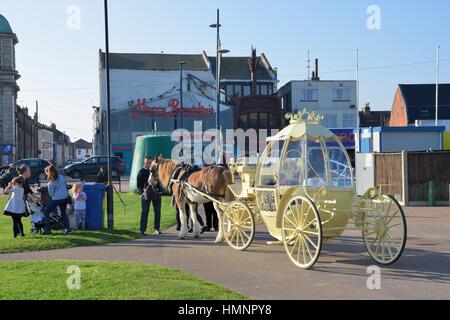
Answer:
149;158;233;242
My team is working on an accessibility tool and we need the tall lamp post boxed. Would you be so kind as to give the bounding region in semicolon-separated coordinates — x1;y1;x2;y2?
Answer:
103;0;114;230
210;9;230;163
179;61;186;129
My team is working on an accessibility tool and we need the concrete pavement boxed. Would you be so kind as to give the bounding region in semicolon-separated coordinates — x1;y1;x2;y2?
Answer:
1;206;449;300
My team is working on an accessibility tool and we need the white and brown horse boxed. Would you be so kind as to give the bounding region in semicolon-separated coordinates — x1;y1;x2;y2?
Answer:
148;158;233;242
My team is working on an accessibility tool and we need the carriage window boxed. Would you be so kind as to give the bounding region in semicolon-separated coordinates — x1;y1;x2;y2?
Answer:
325;138;352;187
279;139;304;186
306;138;326;187
257;140;284;187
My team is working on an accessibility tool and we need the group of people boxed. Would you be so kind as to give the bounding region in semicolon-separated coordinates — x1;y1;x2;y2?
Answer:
136;157;218;236
2;164;88;238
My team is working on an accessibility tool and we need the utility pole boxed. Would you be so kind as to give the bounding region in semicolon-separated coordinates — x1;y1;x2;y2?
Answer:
104;0;114;230
435;45;440;127
356;48;360;153
179;61;186;129
35;101;39;158
307;50;311;81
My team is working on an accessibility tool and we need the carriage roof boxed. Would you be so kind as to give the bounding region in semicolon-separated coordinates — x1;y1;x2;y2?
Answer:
267;110;336;142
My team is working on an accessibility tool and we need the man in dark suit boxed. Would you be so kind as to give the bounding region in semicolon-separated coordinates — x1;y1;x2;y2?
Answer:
136;156;161;236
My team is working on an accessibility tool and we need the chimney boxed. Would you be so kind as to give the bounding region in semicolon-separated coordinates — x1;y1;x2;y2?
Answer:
311;58;320;81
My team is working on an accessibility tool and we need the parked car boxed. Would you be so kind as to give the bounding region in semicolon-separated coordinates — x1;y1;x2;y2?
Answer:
64;156;126;179
64;159;81;167
10;158;52;184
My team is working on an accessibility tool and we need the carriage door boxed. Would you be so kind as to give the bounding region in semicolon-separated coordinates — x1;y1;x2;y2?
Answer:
255;140;285;237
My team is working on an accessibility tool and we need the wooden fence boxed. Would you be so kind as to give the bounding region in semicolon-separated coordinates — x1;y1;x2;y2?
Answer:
373;151;450;205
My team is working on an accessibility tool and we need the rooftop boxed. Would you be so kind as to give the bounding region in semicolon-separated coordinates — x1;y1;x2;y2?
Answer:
99;52;209;71
399;84;450;121
0;14;13;34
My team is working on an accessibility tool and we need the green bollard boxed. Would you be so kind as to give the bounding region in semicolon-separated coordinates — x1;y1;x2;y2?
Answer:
428;181;436;207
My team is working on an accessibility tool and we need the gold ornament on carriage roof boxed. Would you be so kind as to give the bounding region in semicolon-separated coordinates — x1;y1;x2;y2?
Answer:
285;109;325;124
219;108;407;270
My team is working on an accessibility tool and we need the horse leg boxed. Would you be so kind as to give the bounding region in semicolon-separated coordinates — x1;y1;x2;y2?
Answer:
178;203;188;240
214;202;225;243
189;203;201;238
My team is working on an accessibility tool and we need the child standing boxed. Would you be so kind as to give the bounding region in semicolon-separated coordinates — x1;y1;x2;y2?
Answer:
71;183;87;230
3;177;26;238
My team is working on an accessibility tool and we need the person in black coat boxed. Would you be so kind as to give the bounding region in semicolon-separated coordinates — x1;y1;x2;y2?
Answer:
136;157;161;236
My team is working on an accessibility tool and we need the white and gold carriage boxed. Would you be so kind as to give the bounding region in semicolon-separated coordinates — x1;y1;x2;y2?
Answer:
222;110;407;269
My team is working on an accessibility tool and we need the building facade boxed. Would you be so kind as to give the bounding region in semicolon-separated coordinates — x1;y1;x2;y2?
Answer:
278;60;358;129
71;139;92;160
38;128;53;161
47;123;71;166
15;106;38;160
0;14;20;165
96;49;279;171
390;84;450;128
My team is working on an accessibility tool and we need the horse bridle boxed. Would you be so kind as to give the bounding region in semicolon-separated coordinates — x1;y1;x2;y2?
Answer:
149;161;182;193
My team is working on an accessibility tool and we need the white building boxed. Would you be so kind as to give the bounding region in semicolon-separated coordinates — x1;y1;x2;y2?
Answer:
278;60;358;129
96;51;232;169
38;128;53;160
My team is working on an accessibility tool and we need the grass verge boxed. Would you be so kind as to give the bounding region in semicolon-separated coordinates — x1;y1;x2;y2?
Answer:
0;260;248;300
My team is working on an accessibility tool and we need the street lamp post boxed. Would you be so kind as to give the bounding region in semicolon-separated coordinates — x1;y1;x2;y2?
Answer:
210;9;230;164
103;0;114;230
179;61;186;129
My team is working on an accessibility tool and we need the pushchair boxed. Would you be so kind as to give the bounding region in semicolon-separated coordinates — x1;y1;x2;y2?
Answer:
28;185;66;234
28;200;63;234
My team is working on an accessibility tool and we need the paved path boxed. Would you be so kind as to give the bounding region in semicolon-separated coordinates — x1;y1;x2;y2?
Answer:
1;207;449;300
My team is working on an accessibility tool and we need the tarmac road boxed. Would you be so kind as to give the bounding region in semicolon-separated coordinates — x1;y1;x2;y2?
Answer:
1;206;449;300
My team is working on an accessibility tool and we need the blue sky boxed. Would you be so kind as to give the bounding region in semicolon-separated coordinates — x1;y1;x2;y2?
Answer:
2;0;449;140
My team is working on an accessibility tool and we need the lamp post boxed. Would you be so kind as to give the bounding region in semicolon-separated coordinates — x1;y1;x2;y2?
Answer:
179;61;186;129
210;9;230;164
103;0;114;230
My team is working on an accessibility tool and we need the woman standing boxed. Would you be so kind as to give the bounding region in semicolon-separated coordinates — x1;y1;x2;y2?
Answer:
43;165;70;235
18;165;38;205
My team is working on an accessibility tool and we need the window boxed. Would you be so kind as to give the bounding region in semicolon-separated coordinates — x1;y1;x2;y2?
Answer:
248;113;258;129
280;139;304;186
301;89;318;101
322;114;338;128
238;114;248;130
260;85;268;95
260;113;268;129
243;85;251;96
226;85;233;97
234;85;242;97
333;88;351;101
343;114;357;128
257;140;285;187
325;138;352;187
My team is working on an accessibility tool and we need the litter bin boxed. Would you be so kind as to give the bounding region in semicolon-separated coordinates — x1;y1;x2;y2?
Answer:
83;183;106;230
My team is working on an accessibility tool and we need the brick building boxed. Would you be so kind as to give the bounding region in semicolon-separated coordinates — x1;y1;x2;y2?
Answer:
390;84;450;127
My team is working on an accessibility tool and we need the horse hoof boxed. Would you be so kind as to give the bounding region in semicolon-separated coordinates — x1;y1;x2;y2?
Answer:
215;234;225;243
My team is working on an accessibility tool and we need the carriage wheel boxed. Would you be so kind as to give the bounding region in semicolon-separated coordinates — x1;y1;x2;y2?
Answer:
223;201;255;251
362;195;407;265
282;196;322;270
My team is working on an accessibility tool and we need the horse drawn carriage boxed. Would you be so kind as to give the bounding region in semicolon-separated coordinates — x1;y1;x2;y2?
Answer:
220;110;407;269
150;110;407;270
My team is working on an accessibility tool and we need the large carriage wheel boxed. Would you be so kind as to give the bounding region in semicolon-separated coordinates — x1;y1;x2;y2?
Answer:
282;196;322;270
362;195;407;265
223;201;255;251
